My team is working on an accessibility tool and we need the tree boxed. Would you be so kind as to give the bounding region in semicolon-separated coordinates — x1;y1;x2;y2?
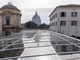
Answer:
25;21;37;29
38;23;49;29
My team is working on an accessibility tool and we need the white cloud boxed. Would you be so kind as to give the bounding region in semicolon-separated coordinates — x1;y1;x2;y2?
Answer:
0;0;80;24
21;8;53;24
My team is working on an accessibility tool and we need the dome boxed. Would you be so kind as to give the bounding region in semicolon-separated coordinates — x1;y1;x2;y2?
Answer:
32;12;40;20
32;12;41;26
1;2;20;11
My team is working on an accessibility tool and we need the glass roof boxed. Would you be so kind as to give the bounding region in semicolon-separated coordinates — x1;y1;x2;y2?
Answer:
0;30;80;60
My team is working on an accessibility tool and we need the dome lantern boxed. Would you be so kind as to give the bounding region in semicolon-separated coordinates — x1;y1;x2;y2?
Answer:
8;2;12;5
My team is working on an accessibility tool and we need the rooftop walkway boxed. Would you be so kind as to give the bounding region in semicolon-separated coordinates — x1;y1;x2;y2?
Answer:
0;30;80;60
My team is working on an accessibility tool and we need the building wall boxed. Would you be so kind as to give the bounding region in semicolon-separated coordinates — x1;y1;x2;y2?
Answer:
0;15;2;37
58;7;80;36
2;13;13;25
50;7;80;37
0;9;21;36
12;14;21;27
50;10;58;31
1;9;21;26
50;5;80;53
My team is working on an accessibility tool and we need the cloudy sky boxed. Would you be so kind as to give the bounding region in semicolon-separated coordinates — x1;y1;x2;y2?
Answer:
0;0;80;24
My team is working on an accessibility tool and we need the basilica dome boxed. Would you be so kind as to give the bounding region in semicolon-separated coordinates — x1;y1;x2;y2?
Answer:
32;12;41;26
1;2;20;11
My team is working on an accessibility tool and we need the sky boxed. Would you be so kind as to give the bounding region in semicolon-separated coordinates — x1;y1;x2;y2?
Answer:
0;0;80;24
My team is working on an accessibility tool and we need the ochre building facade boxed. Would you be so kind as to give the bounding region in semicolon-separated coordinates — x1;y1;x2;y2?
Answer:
0;2;21;36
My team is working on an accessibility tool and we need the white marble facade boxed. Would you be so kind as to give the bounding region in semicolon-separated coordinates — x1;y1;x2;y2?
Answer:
50;4;80;37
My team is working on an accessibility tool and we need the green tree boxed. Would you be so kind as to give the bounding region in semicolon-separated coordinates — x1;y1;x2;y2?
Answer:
38;23;49;29
25;21;37;29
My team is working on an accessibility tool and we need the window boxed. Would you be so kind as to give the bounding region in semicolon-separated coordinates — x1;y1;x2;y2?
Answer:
71;12;77;17
55;22;57;26
50;13;57;21
55;13;57;18
60;12;66;17
60;21;66;26
6;20;10;25
5;16;10;25
71;21;77;26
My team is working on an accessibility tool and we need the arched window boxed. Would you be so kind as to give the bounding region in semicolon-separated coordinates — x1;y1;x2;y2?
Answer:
5;16;10;25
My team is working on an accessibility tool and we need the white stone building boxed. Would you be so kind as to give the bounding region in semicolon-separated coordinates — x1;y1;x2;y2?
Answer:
49;4;80;37
32;12;41;26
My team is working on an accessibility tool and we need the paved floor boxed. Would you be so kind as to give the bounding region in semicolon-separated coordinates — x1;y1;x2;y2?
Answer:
1;30;80;60
18;30;61;60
